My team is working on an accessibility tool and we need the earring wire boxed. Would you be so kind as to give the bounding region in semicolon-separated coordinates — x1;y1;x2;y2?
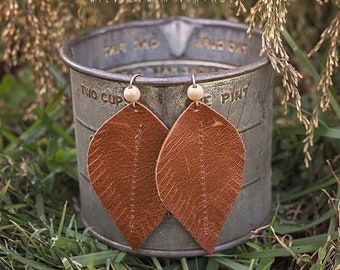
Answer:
129;73;141;88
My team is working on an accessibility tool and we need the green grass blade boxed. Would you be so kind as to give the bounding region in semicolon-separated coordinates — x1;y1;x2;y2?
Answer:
256;257;274;270
47;70;69;98
329;88;340;121
316;127;340;139
206;257;220;270
112;261;128;270
19;104;74;146
35;193;45;218
275;209;335;234
44;87;66;113
236;231;338;259
0;180;11;203
280;177;336;203
114;252;127;263
180;257;189;270
0;244;56;270
52;236;90;253
293;231;338;246
32;106;75;147
68;250;121;267
151;257;163;270
212;257;248;270
282;29;320;82
282;28;340;120
0;126;19;151
57;202;68;238
61;257;75;270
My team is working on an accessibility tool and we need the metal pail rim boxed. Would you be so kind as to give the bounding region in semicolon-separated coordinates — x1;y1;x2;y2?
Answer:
60;16;269;85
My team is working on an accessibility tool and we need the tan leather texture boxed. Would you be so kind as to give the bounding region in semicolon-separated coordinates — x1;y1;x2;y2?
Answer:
156;102;246;254
87;102;168;251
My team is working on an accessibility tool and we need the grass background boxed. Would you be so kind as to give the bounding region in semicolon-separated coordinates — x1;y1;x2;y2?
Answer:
0;1;340;269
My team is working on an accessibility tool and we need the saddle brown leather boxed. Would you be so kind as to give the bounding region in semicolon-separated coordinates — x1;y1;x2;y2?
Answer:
156;102;245;254
87;102;168;251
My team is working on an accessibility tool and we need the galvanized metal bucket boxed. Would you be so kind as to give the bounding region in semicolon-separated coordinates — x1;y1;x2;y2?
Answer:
60;17;273;257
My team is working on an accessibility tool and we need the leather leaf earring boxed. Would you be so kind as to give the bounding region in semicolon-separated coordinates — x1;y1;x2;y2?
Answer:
156;75;246;254
87;74;168;251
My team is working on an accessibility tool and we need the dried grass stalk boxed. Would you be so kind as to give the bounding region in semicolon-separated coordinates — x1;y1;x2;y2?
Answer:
0;0;339;166
0;0;73;103
248;0;339;167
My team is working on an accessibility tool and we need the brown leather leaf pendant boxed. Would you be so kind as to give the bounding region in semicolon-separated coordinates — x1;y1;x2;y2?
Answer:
87;102;168;251
156;102;246;254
